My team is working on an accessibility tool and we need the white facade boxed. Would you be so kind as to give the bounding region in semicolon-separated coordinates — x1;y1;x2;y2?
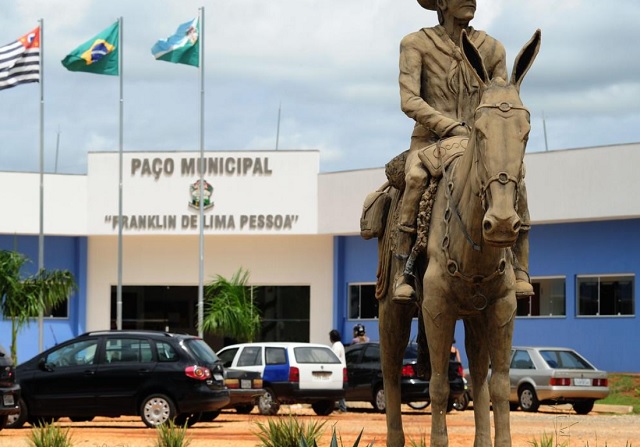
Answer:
319;143;640;234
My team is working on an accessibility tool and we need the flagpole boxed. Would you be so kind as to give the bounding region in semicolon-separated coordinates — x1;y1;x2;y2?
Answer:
38;18;45;352
116;16;124;330
197;6;205;338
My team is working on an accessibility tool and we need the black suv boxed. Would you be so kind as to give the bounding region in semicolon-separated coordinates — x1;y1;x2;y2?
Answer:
0;344;20;431
8;330;229;428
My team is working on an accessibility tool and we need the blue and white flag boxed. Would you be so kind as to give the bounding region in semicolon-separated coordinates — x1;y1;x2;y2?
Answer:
151;18;199;67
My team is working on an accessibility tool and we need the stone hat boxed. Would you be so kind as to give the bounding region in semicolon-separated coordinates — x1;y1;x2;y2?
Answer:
417;0;437;10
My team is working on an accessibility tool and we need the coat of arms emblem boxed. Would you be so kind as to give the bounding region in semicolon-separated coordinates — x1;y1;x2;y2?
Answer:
189;179;214;210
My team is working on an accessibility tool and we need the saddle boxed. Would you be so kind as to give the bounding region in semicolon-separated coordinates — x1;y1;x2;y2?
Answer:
384;136;468;190
417;136;468;178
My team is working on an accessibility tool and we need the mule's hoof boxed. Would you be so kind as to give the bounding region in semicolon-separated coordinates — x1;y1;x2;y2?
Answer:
516;279;534;298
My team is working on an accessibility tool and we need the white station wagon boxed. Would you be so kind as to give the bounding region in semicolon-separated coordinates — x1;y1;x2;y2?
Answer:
217;342;346;416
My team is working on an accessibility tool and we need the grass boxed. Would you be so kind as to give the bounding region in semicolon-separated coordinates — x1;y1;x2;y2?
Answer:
597;374;640;414
27;422;73;447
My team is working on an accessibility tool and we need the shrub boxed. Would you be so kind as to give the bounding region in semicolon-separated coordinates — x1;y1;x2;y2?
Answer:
298;427;373;447
27;422;73;447
155;420;192;447
254;414;326;447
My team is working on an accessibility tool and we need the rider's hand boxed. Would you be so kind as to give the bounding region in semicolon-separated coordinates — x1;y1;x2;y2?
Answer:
447;124;469;137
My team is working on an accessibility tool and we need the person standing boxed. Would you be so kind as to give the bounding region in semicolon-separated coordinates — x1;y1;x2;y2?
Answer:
329;329;347;413
351;324;370;344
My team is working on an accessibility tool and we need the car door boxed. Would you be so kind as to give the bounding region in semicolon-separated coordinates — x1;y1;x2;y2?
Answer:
93;336;156;414
346;344;378;400
25;338;101;417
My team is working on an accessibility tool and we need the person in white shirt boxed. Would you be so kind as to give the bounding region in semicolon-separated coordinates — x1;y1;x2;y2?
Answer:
329;329;347;413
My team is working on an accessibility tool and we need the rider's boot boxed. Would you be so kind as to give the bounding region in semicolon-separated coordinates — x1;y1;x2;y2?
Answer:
392;225;416;304
513;229;534;298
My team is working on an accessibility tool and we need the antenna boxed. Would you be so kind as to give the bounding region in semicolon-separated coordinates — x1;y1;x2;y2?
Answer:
275;103;281;150
542;111;549;152
54;126;60;173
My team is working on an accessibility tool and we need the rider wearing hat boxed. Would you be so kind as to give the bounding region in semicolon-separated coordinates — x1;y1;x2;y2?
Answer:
392;0;533;303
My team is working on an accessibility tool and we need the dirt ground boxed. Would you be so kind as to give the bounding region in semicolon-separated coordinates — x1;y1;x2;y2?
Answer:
1;404;638;447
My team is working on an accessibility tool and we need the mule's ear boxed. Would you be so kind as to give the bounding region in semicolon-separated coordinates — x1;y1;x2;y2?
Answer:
511;29;541;91
461;30;488;87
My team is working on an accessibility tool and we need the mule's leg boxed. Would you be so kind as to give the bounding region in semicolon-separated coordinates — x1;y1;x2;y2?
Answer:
379;298;414;447
487;296;516;447
464;317;492;447
422;293;456;447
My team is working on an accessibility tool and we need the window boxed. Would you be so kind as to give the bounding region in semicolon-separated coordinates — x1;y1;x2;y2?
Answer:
577;275;635;316
47;340;98;367
294;347;340;364
105;338;153;364
349;283;378;319
510;350;534;369
156;342;177;362
266;347;286;365
44;299;69;319
517;277;566;317
238;346;262;367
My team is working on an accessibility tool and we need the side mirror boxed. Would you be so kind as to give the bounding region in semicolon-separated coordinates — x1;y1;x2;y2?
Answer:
38;357;54;372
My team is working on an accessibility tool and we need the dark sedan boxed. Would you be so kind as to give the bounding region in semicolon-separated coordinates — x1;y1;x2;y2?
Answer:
344;342;464;412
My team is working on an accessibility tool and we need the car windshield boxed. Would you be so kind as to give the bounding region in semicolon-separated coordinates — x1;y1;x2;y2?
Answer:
294;346;340;364
540;350;593;370
404;344;418;360
185;339;220;364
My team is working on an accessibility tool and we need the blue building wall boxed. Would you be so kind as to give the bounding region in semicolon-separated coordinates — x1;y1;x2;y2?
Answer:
335;218;640;373
0;235;87;363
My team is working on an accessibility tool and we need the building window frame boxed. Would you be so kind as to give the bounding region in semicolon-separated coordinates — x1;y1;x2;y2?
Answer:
348;283;378;320
576;274;635;317
516;276;566;318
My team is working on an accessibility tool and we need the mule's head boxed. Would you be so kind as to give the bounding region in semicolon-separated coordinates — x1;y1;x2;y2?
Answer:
461;29;541;247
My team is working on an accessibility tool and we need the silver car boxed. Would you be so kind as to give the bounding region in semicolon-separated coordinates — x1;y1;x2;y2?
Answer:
509;346;609;414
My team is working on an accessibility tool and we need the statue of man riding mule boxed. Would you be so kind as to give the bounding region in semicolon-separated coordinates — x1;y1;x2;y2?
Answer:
360;0;541;446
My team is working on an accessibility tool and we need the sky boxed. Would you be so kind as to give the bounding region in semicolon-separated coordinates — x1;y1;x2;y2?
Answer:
1;0;639;175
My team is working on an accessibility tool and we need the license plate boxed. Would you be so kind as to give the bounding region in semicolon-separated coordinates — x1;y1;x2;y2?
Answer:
3;394;14;406
213;373;224;381
241;379;252;389
574;378;591;386
313;371;331;380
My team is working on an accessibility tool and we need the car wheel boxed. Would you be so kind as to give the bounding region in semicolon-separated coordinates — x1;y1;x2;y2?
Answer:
200;410;220;422
140;394;176;428
0;415;7;431
69;416;95;422
7;398;28;429
572;400;595;415
235;404;254;415
518;385;540;412
174;412;201;427
311;400;334;416
408;400;430;410
257;388;280;416
371;386;386;413
453;392;469;411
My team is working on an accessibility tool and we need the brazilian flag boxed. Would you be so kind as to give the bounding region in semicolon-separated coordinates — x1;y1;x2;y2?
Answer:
61;21;119;76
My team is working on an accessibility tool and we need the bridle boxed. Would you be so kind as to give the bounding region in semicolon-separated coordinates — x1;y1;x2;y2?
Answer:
474;101;529;213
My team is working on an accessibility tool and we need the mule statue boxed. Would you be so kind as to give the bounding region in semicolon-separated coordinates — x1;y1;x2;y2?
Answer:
374;29;541;447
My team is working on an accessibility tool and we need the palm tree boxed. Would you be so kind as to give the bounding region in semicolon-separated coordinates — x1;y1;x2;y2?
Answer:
0;250;77;363
201;268;261;342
